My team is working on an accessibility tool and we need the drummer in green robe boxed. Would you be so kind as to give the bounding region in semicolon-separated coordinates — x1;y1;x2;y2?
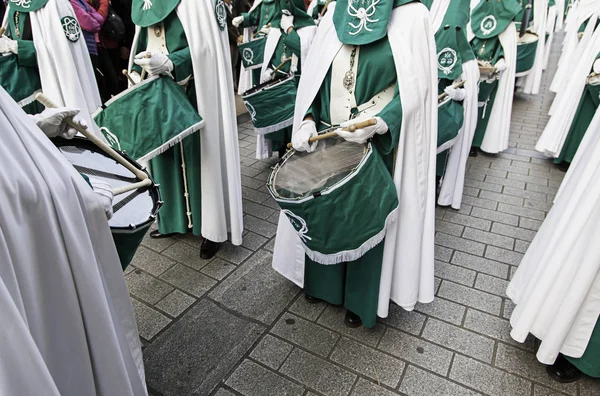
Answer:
469;0;521;156
284;0;436;328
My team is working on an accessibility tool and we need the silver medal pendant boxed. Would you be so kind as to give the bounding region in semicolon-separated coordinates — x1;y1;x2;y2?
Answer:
343;70;355;91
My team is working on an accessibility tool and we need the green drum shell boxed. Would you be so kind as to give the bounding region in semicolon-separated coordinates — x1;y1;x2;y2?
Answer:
242;75;298;135
437;97;465;151
268;142;399;264
516;33;539;74
0;53;42;106
238;36;267;70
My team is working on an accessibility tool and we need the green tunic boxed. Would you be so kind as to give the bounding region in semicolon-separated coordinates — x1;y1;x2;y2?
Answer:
565;316;600;378
135;11;203;236
471;36;504;148
304;37;402;328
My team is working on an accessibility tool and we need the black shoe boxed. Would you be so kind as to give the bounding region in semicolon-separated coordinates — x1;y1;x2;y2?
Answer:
304;294;322;304
344;310;362;328
546;354;582;383
557;162;570;172
150;230;177;239
200;239;220;259
469;147;479;157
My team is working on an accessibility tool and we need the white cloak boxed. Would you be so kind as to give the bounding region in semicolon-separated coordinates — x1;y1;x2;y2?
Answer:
0;86;146;395
129;0;244;245
506;106;600;364
238;0;262;96
272;1;437;315
516;0;548;94
543;5;557;70
535;25;600;158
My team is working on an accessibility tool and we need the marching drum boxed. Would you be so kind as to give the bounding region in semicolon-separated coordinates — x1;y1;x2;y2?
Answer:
477;60;499;82
53;137;162;270
242;74;298;135
268;133;398;265
0;54;42;111
93;75;204;162
516;32;539;75
437;97;464;153
238;36;267;70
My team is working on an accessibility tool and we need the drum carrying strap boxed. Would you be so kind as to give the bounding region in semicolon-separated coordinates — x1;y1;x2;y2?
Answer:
147;23;169;55
329;46;395;125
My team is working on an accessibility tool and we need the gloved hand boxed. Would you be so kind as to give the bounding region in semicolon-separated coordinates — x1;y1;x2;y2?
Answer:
258;24;271;35
89;178;114;220
292;119;318;152
0;36;18;55
444;86;466;101
32;107;84;139
281;10;294;33
335;117;388;144
593;59;600;74
134;51;174;76
232;15;244;27
495;58;507;72
262;68;274;82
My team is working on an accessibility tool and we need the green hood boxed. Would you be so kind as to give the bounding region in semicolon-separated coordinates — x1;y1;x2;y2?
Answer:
132;0;181;27
471;0;521;39
8;0;48;12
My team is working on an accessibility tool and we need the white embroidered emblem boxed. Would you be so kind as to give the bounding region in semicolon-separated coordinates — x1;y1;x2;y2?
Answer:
282;210;312;242
437;47;458;75
480;15;497;36
10;0;31;8
244;101;257;122
347;0;381;36
242;48;254;65
143;0;153;11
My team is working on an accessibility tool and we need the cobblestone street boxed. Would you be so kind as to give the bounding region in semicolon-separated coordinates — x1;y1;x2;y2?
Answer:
126;35;600;396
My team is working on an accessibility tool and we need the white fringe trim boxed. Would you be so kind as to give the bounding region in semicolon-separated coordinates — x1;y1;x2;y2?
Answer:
18;90;41;107
303;206;399;265
255;117;294;135
136;120;205;162
436;135;459;154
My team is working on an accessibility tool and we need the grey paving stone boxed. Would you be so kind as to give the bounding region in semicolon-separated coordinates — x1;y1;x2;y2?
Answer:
241;174;265;190
449;354;532;396
473;166;510;178
491;222;537;242
435;245;454;263
529;169;564;181
435;220;465;237
524;199;554;212
125;269;174;304
470;206;519;226
485;246;524;266
463;309;533;350
437;280;502;315
519;217;543;231
318;305;386;347
209;249;299;324
130;246;176;276
399;365;481;396
331;337;405;388
434;261;477;287
244;214;278;238
510;160;551;172
131;299;171;340
200;258;237;280
240;231;268;251
489;163;529;176
160;264;217;297
240;164;262;177
435;206;446;220
443;212;491;231
548;178;562;188
249;334;294;370
140;230;177;253
162;241;213;271
533;384;570;396
507;172;549;187
461;195;498;210
526;182;559;196
216;242;253;265
497;202;546;220
495;344;577;395
451;251;509;279
154;289;196;318
475;273;510;297
465;170;486;182
143;299;264;396
484;175;526;190
242;199;276;219
264;238;276;252
422;318;495;363
242;186;270;204
414;297;466;325
172;232;205;249
214;388;237;396
279;349;357;396
271;313;338;357
578;376;600;396
378;327;453;376
479;190;525;207
514;240;531;254
380;303;427;335
288;294;326;321
503;299;516;319
463;227;515;250
457;203;473;216
435;232;486;256
226;360;304;396
464;178;503;193
350;378;398;396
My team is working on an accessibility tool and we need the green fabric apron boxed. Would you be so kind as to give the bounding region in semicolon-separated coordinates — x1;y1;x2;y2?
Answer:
565;316;600;378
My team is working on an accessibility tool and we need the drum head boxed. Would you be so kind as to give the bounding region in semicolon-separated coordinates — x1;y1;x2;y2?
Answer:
271;138;368;199
517;32;538;44
53;137;160;230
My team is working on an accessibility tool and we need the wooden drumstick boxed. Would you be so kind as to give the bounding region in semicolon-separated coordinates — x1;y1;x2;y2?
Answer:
35;93;152;195
0;28;5;37
253;23;271;38
140;52;152;81
122;69;136;85
438;80;467;103
319;0;333;17
286;118;377;149
272;57;292;75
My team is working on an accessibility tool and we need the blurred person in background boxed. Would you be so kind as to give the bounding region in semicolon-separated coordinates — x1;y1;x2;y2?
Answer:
90;0;122;101
70;0;104;70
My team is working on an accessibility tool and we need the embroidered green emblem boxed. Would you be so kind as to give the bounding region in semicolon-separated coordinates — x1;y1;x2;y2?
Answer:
61;16;81;42
480;15;497;36
214;0;227;31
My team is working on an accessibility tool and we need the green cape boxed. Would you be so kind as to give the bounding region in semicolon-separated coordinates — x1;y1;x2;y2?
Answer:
8;0;48;12
132;0;181;27
471;0;521;38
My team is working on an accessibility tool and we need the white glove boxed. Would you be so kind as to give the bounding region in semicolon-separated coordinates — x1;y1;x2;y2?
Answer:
129;71;142;85
495;58;507;72
292;120;318;152
262;68;274;82
89;178;114;220
134;51;174;76
32;107;84;139
335;117;388;144
232;16;244;27
593;59;600;74
281;11;294;33
0;36;18;55
444;86;466;101
258;24;271;35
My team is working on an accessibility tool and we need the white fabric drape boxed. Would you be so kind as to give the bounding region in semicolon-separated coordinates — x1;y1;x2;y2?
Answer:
517;0;548;94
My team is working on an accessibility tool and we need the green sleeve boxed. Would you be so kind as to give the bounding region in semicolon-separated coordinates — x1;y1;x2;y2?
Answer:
16;39;37;67
284;29;301;57
168;47;193;82
242;8;260;27
374;84;402;155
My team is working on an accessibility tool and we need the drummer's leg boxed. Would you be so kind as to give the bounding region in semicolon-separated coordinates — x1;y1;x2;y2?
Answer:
343;242;385;329
304;257;346;306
